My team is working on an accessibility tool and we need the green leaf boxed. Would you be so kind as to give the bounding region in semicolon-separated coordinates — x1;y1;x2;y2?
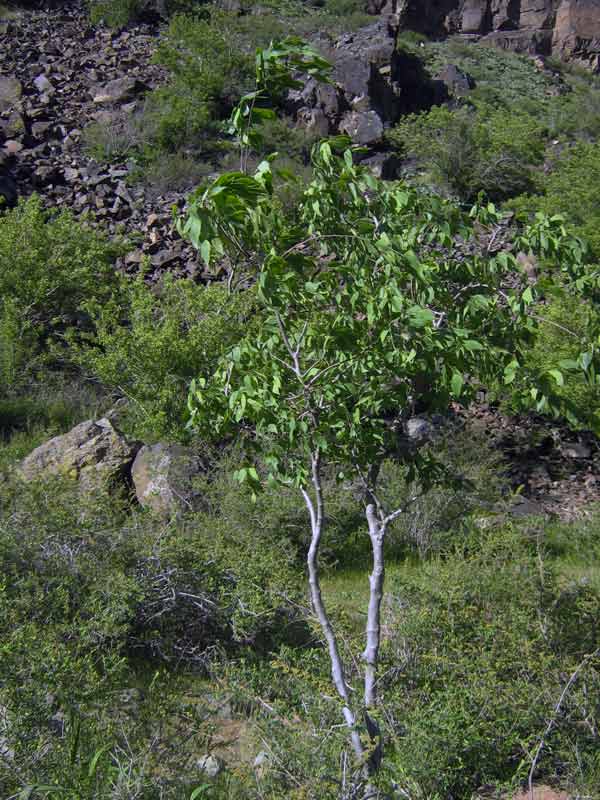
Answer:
407;306;434;328
547;368;564;386
521;286;534;304
200;240;211;266
451;370;464;397
558;359;579;371
190;786;212;799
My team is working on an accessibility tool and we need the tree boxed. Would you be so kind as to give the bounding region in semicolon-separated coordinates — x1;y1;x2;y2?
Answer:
178;41;599;797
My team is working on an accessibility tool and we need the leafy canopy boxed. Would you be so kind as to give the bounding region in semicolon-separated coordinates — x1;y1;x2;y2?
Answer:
183;139;598;488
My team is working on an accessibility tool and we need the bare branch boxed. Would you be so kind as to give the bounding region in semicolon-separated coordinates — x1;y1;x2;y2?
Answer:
528;647;600;800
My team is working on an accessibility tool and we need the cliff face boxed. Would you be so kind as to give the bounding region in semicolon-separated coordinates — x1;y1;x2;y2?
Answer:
392;0;600;70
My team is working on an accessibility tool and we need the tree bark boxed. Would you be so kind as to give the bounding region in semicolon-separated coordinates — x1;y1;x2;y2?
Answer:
302;451;365;763
364;504;385;709
362;504;386;784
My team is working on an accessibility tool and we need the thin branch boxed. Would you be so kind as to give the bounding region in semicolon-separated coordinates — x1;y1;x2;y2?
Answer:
528;647;600;800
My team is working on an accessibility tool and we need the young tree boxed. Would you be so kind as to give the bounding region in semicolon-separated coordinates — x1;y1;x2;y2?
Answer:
178;40;599;797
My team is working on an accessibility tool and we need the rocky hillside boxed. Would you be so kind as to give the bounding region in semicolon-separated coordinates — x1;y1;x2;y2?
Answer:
393;0;600;69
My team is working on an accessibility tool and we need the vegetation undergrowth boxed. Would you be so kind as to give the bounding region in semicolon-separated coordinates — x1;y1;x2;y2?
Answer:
2;15;600;800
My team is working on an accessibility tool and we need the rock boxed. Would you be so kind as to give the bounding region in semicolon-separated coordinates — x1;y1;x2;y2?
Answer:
196;754;224;778
435;63;475;97
19;418;140;491
0;76;22;113
339;110;384;145
93;76;149;104
253;750;270;778
2;139;23;155
508;496;546;518
131;443;206;515
562;442;592;459
31;119;52;138
406;417;434;442
360;150;401;179
0;168;17;206
397;0;600;68
48;711;66;736
0;704;13;762
33;73;54;94
296;106;330;137
0;111;26;139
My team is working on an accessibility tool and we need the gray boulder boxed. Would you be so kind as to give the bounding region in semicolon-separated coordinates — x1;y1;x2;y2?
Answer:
131;443;205;515
339;109;384;145
19;417;140;491
435;63;475;97
93;77;149;105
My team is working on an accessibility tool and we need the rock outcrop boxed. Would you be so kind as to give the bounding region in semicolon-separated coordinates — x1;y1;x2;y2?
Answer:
131;443;206;515
19;417;140;490
396;0;600;70
291;19;448;153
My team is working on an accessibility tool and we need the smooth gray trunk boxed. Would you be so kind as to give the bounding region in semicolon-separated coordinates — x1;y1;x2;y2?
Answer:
302;452;365;763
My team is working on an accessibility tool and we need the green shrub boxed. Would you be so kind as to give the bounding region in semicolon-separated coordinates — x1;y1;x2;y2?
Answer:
425;38;554;111
0;196;122;396
0;471;303;797
383;523;600;797
88;0;142;27
71;275;256;442
511;141;600;258
505;291;600;430
390;103;545;201
144;10;256;155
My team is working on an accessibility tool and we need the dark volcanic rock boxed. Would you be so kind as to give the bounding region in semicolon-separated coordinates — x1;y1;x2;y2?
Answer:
291;19;448;145
397;0;600;70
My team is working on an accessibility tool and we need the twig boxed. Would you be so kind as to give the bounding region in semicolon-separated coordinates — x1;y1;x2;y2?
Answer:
528;647;600;800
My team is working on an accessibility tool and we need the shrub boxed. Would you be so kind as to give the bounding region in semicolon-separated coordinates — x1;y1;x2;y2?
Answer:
88;0;142;27
0;196;122;396
390;103;545;201
71;274;257;441
145;10;256;155
0;471;303;796
510;141;600;258
505;291;600;430
383;523;600;797
425;37;555;111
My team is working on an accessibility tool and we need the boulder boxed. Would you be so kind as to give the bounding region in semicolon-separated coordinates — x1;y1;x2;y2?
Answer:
93;77;149;105
435;63;475;97
19;417;140;491
33;74;54;94
131;443;206;515
290;19;444;139
508;495;547;518
339;109;384;145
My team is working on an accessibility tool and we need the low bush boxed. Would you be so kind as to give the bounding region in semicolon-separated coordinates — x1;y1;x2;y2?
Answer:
510;141;600;258
383;523;600;798
390;103;545;201
88;0;142;27
425;37;555;111
502;291;600;430
70;274;256;442
0;196;122;396
0;471;303;797
146;10;256;154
